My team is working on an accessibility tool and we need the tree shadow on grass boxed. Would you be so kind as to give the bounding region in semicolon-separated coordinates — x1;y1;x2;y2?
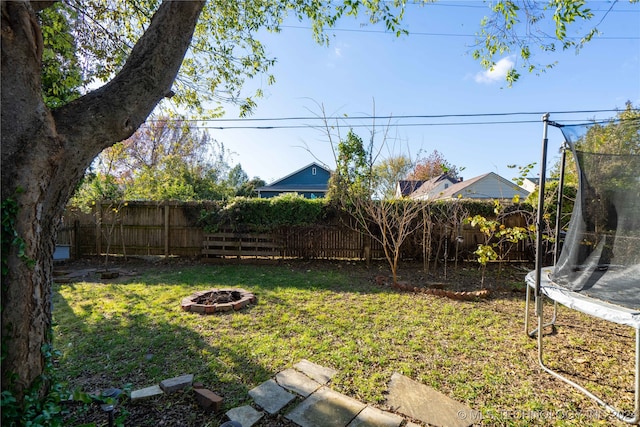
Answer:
52;284;276;426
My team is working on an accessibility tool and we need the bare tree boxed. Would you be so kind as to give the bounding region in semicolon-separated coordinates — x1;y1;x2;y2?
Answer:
351;198;423;284
317;105;423;284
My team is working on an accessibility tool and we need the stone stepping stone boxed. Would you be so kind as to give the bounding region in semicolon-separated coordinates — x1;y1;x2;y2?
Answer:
385;372;475;427
293;359;337;385
275;368;322;397
225;405;264;427
347;406;404;427
160;374;193;394
248;379;296;414
130;385;163;402
285;386;366;427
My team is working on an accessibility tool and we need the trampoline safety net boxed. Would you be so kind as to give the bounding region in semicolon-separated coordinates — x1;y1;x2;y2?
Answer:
552;118;640;310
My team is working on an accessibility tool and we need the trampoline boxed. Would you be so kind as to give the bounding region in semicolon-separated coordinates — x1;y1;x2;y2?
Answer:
525;113;640;424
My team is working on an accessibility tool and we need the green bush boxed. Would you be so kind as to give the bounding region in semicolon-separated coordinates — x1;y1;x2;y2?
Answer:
199;196;530;234
199;193;332;232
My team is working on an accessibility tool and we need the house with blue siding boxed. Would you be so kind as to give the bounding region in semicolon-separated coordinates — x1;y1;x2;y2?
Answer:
257;162;331;199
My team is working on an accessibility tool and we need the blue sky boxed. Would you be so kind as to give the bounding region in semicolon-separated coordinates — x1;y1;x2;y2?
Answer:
203;1;640;185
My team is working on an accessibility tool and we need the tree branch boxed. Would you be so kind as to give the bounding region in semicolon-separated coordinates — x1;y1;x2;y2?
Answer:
53;1;205;159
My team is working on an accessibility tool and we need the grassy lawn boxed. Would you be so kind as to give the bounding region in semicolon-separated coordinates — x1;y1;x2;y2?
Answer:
53;260;636;426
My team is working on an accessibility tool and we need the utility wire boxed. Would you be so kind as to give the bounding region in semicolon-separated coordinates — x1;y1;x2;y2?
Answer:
197;119;543;130
176;117;639;131
326;0;638;12
150;109;635;125
280;25;640;40
402;1;637;12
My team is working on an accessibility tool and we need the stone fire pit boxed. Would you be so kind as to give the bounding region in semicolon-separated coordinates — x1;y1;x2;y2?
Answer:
181;288;256;314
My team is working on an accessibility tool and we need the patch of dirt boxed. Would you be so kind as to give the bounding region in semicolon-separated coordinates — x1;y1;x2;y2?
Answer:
54;255;202;283
60;388;301;427
57;255;531;290
278;257;532;296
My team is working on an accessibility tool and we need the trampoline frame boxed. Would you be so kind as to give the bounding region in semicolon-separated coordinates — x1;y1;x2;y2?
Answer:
525;114;640;424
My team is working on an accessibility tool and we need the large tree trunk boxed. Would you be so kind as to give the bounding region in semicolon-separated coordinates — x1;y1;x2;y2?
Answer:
1;0;204;402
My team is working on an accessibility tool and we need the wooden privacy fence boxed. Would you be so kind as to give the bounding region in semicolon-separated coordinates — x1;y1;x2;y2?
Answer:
58;201;533;262
202;232;280;258
202;227;386;260
61;201;204;258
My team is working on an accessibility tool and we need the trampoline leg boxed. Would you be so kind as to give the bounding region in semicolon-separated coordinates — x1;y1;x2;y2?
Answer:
538;317;640;424
525;281;531;334
537;302;544;365
550;301;558;326
526;286;558;337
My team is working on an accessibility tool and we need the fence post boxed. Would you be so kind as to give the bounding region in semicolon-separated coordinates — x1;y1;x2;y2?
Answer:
164;202;170;257
95;203;102;255
73;219;80;259
363;235;371;265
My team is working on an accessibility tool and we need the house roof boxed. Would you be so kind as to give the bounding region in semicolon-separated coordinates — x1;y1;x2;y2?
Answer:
265;162;331;187
408;174;458;199
430;172;529;200
396;180;426;197
256;162;332;195
434;173;488;199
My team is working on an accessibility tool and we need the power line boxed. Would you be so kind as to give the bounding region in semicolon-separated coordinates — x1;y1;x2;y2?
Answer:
408;1;637;13
152;109;632;124
332;0;639;12
280;25;640;40
197;119;543;130
195;119;639;130
155;111;639;131
280;0;640;40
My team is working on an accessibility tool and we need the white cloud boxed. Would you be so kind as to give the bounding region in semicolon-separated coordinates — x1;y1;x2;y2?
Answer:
474;56;515;84
326;43;347;69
